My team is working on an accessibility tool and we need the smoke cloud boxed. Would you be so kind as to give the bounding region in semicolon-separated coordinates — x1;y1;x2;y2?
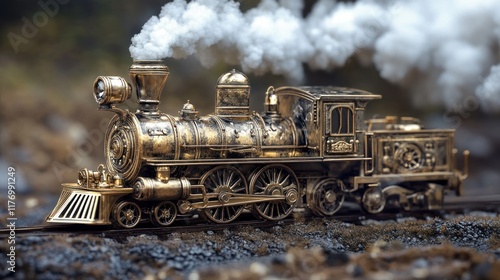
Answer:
130;0;500;111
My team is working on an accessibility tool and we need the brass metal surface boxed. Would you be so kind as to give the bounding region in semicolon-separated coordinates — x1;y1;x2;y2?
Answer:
47;60;469;227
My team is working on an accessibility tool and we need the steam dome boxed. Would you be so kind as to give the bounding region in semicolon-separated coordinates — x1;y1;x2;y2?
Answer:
215;69;251;119
217;69;250;88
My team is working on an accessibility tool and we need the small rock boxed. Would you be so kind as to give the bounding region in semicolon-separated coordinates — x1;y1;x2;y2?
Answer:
473;261;493;279
325;251;349;266
347;263;364;277
249;262;268;276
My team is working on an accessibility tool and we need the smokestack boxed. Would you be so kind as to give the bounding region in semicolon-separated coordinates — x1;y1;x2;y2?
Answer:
129;60;169;113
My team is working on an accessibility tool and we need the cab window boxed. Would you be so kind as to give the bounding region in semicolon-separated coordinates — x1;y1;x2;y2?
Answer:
330;106;354;135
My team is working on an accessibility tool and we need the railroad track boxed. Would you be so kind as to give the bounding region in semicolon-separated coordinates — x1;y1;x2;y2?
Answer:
0;214;295;239
1;195;498;238
443;194;500;210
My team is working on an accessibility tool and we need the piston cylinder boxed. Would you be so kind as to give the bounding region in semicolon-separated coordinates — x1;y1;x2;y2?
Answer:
133;177;191;201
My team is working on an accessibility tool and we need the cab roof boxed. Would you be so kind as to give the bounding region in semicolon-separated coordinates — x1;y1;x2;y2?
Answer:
275;86;382;102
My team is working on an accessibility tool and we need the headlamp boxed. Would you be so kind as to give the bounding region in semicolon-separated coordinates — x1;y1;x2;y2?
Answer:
93;76;131;106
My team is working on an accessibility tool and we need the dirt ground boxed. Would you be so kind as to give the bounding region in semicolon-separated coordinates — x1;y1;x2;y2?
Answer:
1;206;499;279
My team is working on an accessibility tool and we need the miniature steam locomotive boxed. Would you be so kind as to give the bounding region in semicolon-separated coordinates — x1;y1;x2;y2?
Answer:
47;61;469;228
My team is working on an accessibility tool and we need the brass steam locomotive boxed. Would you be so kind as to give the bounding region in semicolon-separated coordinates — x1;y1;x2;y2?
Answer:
47;61;469;228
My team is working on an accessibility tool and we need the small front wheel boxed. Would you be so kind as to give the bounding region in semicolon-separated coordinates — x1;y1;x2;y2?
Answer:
112;200;141;228
150;201;177;226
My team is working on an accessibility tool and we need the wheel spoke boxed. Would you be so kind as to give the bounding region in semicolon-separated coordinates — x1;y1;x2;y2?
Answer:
279;202;287;215
276;168;282;183
277;203;282;217
229;178;242;190
280;174;290;186
226;171;233;187
265;170;272;184
270;203;276;217
219;170;225;187
222;207;225;221
232;186;246;193
255;180;266;193
214;173;220;186
262;202;270;215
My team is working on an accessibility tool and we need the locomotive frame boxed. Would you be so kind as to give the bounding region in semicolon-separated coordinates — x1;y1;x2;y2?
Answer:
47;60;469;228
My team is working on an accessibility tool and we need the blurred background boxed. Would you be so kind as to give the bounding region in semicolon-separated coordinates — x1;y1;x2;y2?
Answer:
0;0;498;225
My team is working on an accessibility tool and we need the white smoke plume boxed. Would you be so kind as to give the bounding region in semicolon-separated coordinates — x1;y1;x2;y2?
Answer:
130;0;500;110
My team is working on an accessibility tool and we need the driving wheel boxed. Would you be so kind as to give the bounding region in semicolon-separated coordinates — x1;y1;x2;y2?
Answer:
200;166;247;223
249;164;299;220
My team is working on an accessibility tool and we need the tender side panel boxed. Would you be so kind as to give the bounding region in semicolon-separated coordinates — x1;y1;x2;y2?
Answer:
371;130;455;175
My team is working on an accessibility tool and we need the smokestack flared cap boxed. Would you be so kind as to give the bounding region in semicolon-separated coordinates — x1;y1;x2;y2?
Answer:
129;60;169;113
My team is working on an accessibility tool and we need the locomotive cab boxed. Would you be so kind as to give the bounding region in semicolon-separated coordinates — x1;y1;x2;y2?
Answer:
273;86;381;158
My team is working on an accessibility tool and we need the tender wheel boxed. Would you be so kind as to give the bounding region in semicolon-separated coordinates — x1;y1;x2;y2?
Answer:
200;166;248;223
362;187;386;214
395;143;423;171
112;200;141;228
249;164;299;220
150;201;177;226
309;179;345;216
